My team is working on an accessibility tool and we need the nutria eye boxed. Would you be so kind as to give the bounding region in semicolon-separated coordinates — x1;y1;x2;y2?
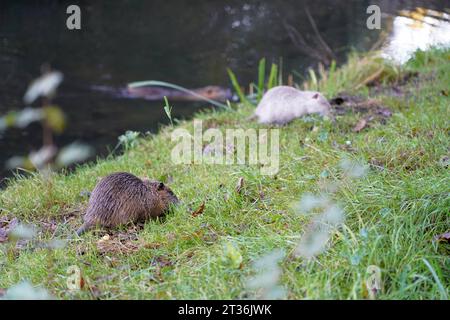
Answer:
157;182;164;190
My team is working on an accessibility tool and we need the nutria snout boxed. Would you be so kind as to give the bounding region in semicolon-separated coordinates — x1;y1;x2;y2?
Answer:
76;172;179;235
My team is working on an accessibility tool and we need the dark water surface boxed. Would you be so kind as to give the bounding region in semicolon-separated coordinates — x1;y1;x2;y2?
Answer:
0;0;448;182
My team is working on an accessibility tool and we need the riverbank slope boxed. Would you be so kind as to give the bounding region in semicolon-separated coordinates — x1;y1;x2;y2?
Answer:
0;49;449;299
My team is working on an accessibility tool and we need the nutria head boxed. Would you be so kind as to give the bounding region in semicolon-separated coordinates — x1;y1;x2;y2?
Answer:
142;179;179;209
198;86;232;102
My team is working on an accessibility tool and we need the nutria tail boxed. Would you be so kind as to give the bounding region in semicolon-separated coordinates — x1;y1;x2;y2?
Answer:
76;222;91;236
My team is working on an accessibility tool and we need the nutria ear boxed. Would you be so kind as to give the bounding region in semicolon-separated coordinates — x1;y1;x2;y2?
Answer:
312;93;319;99
157;182;165;190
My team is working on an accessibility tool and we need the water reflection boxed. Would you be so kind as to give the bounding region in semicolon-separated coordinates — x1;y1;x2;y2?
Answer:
383;7;450;64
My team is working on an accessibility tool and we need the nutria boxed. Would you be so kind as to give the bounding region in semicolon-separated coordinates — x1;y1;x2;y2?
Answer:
127;85;232;102
76;172;178;235
252;86;332;125
91;85;233;102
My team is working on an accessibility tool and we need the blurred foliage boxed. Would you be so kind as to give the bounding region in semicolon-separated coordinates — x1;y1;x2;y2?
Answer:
43;106;66;134
117;130;141;151
0;68;93;173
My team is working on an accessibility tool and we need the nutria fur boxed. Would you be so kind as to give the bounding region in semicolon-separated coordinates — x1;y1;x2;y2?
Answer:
76;172;178;235
253;86;332;125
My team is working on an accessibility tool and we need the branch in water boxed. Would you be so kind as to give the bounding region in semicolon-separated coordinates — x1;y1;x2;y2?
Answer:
283;21;330;65
304;6;336;62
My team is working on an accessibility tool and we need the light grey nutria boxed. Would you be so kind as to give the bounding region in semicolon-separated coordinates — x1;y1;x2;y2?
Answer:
76;172;179;235
252;86;332;125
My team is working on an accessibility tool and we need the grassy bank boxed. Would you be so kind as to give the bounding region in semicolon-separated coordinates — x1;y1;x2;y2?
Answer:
0;49;449;299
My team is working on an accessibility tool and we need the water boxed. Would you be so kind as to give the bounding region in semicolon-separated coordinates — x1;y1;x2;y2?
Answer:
0;0;448;183
382;7;450;63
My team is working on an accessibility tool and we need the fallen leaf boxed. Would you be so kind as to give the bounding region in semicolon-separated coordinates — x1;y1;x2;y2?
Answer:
441;90;448;97
191;202;205;217
235;177;245;194
434;232;450;243
353;118;368;132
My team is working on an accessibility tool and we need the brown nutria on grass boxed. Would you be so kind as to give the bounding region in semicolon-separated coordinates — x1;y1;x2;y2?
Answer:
76;172;178;235
252;86;333;125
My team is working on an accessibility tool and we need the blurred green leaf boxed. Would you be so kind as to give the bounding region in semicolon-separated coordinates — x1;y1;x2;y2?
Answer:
257;58;266;102
29;145;58;169
223;242;243;269
56;142;93;167
44;105;66;133
267;63;278;89
5;156;34;170
24;71;63;104
227;68;252;106
118;131;140;150
4;112;17;127
0;108;44;132
163;96;173;126
308;68;318;90
15;108;44;128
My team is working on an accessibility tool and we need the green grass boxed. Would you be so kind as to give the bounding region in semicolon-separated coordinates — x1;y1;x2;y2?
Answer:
0;49;449;299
